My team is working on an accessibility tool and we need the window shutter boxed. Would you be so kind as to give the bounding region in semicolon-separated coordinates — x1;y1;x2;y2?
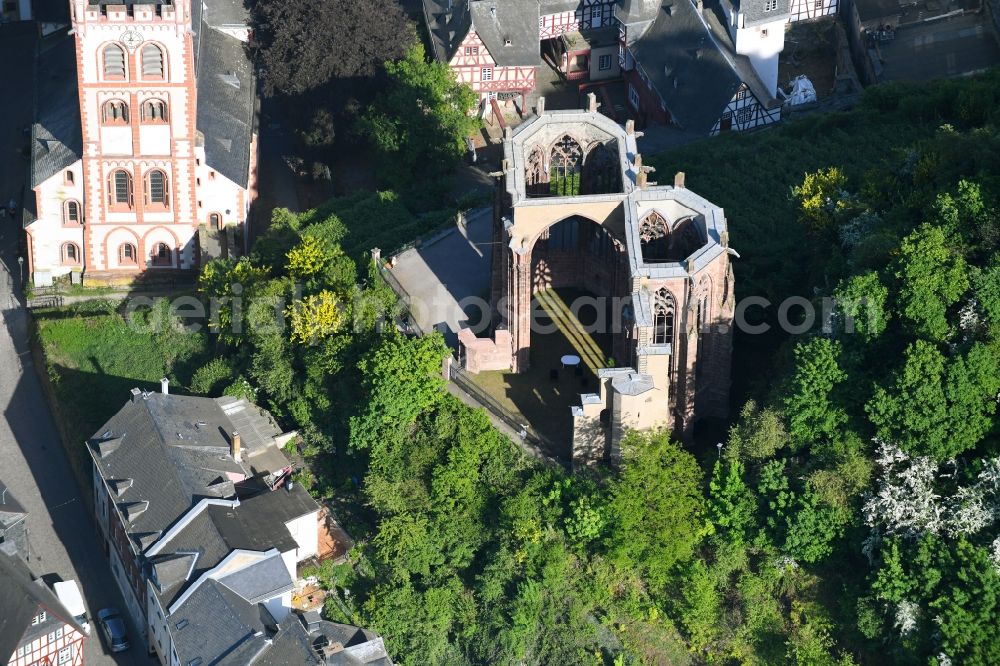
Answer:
104;45;126;79
142;45;164;78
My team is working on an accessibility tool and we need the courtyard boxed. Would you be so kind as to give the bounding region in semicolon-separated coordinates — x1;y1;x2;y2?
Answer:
468;287;615;459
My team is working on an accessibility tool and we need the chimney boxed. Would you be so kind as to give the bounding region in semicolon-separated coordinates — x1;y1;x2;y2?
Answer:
160;377;169;395
536;96;545;116
674;171;685;188
231;431;241;461
587;92;598;113
130;388;142;403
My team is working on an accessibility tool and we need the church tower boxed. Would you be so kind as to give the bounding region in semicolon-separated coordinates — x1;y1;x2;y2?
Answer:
25;0;256;284
70;0;200;272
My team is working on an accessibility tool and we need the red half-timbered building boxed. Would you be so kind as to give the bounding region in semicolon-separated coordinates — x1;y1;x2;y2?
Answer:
1;551;87;666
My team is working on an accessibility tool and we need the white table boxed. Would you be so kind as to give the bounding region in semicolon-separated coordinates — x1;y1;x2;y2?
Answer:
561;354;581;368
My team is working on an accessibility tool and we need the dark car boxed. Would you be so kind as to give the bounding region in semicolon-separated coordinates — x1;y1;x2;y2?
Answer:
97;608;130;653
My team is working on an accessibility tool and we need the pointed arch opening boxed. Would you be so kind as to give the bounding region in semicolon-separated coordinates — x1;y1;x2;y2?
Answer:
653;287;675;346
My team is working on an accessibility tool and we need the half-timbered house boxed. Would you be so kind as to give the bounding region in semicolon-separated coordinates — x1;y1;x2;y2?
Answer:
1;550;87;666
424;0;539;109
619;0;781;134
789;0;838;22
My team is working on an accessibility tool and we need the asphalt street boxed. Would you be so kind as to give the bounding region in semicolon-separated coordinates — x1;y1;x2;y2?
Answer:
0;24;153;666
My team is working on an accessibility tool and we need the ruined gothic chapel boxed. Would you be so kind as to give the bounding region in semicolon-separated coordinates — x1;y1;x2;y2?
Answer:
466;105;735;465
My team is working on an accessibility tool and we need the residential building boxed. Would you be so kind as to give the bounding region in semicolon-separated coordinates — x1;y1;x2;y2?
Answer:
87;383;328;658
0;481;29;562
423;0;786;134
1;549;88;666
24;0;258;286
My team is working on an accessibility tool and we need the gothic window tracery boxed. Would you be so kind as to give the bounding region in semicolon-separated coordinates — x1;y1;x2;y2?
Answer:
525;146;549;196
580;142;620;194
639;211;670;262
549;135;582;196
653;287;674;346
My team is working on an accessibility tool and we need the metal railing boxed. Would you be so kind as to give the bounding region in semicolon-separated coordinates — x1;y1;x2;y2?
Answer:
448;364;566;469
376;265;426;337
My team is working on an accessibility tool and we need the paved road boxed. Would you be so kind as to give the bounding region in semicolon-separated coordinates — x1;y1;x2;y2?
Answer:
0;24;152;666
880;13;1000;82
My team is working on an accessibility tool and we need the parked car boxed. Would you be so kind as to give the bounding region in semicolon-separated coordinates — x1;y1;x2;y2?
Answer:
97;608;130;652
54;581;90;635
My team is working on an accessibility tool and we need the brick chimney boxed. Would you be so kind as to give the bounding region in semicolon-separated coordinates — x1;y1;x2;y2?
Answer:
160;377;169;395
130;387;142;403
231;431;241;461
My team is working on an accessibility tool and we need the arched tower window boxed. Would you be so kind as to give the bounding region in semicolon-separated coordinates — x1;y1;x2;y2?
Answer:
62;243;81;265
151;242;172;266
64;200;82;225
108;170;133;210
103;44;126;80
549;135;582;196
141;44;164;79
102;100;129;125
145;170;169;208
580;142;620;195
653;287;674;346
119;243;137;265
142;100;168;123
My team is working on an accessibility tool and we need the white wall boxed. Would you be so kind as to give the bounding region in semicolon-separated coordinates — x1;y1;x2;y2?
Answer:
735;19;787;95
147;583;172;666
284;511;319;562
31;164;86;279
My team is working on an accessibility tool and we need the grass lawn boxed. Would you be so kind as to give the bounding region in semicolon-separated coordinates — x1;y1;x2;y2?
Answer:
470;288;612;459
34;299;214;451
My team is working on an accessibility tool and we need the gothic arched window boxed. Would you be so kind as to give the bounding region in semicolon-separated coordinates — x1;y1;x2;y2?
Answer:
580;142;620;194
549;135;582;196
639;211;670;262
653;287;674;346
525;146;549;196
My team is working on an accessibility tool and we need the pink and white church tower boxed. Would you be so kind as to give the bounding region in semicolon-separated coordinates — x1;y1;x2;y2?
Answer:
25;0;257;284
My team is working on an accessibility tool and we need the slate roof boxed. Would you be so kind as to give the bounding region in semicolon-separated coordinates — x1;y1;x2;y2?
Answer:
30;37;81;188
736;0;790;26
216;551;294;603
207;487;314;555
168;578;273;666
423;0;473;62
616;0;662;26
629;0;775;134
253;613;395;666
201;0;249;28
88;391;289;551
195;24;256;186
0;550;85;664
468;0;541;66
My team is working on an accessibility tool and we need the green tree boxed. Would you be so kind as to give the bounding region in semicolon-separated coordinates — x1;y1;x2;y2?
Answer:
198;257;270;344
605;430;706;589
867;340;1000;459
894;224;969;341
834;272;890;342
727;399;790;460
361;43;479;182
350;331;449;451
708;458;757;544
792;167;851;231
785;338;848;449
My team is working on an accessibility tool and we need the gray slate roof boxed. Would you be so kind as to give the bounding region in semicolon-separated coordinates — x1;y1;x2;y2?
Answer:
207;485;316;555
168;579;273;666
469;0;541;66
629;0;775;134
201;0;249;28
217;551;294;603
735;0;790;26
30;37;81;188
423;0;540;66
88;392;288;550
195;25;256;186
0;550;85;664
